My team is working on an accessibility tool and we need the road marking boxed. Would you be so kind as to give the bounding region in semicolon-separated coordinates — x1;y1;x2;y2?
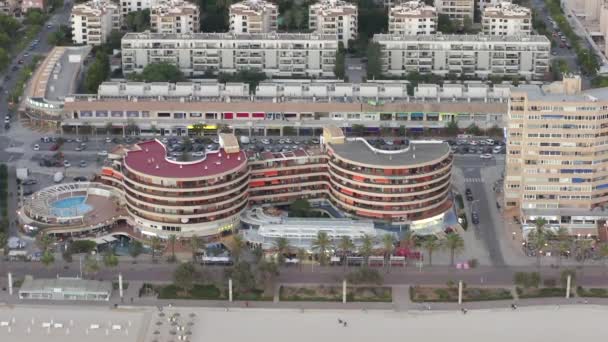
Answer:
465;178;483;183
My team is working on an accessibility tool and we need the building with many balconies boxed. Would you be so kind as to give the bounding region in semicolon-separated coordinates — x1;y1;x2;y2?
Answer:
482;1;531;36
389;1;437;35
121;32;337;78
505;75;608;236
119;0;155;19
373;33;551;80
150;0;200;34
229;0;278;34
435;0;474;23
71;0;121;45
309;0;358;48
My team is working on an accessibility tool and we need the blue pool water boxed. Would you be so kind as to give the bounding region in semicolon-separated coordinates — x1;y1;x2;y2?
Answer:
51;196;92;217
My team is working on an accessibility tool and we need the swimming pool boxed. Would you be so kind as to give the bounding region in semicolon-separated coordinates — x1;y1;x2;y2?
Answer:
51;196;92;217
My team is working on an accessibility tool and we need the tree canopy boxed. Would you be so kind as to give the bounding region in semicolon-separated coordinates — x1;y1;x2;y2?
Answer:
84;51;110;93
128;62;186;83
125;9;150;32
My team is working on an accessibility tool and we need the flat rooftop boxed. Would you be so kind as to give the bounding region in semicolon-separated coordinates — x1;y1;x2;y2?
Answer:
373;33;550;43
124;140;247;178
20;277;112;294
329;140;450;167
122;31;336;41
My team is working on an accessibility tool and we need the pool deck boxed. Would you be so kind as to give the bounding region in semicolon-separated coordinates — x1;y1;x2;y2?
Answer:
82;195;124;227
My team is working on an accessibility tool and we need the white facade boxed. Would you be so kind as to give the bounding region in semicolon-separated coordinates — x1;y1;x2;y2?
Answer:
374;34;551;80
389;1;437;35
477;0;505;12
229;0;278;33
150;0;200;34
482;2;531;36
121;32;338;78
434;0;474;22
119;0;154;19
71;0;121;46
309;0;358;48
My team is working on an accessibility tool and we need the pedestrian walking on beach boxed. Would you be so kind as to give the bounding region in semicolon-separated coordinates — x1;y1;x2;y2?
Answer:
343;322;348;327
338;319;343;324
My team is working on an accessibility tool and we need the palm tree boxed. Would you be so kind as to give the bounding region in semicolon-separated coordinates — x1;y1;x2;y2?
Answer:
381;234;395;273
599;243;608;275
150;236;162;262
231;234;246;263
296;248;307;272
422;237;441;266
273;237;290;266
574;239;593;269
399;230;416;249
554;240;571;268
190;235;201;263
0;231;8;250
84;255;99;279
444;233;465;266
359;234;374;268
528;229;548;269
337;236;354;272
312;231;332;266
38;234;55;253
168;234;177;262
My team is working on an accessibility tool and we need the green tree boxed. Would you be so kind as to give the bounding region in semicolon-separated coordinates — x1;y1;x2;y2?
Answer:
0;47;8;71
128;62;186;83
465;123;482;136
190;235;201;263
24;9;46;26
225;261;256;295
422;237;441;266
438;14;456;33
129;240;143;263
125;9;150;32
289;199;311;217
48;25;73;46
273;237;290;266
218;70;267;92
360;234;374;267
256;259;279;294
174;262;197;293
574;239;593;269
366;42;382;80
445;120;459;136
0;231;7;249
445;233;465;266
334;42;346;79
84;52;110;93
252;244;264;264
381;234;395;273
38;234;55;253
337;236;354;272
231;234;246;263
168;234;177;262
41;250;55;267
351;124;366;136
106;30;124;52
598;243;608;275
528;218;548;269
312;231;332;266
84;255;100;278
296;248;307;272
150;236;162;262
103;248;119;267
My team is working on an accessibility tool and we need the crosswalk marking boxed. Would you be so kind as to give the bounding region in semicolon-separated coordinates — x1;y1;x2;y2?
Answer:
465;178;483;183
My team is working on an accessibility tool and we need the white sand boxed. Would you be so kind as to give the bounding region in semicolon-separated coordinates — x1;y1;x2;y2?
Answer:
3;304;608;342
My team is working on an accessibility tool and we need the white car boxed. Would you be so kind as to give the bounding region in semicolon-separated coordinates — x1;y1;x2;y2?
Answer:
98;150;108;157
480;154;493;159
261;139;270;145
33;144;39;151
469;141;478;146
191;151;205;157
105;137;112;143
63;160;71;167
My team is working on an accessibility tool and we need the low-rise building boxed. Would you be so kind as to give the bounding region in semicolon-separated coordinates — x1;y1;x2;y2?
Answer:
373;33;550;80
482;1;531;36
309;0;358;48
121;32;337;78
150;0;200;34
435;0;474;23
0;0;18;15
71;0;121;45
229;0;278;33
19;276;112;301
21;0;44;13
119;0;155;19
389;1;437;35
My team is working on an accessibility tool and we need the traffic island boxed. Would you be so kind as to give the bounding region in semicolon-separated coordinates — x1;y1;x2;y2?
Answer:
279;285;392;302
410;285;513;303
516;287;574;299
576;287;608;298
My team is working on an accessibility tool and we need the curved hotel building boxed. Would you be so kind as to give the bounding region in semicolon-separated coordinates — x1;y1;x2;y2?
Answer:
93;126;453;238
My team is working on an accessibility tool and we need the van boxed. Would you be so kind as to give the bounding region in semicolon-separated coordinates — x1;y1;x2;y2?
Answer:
492;146;503;154
485;139;495;145
53;172;64;183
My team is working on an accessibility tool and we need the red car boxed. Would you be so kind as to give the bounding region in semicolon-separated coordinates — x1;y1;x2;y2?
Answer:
50;144;59;151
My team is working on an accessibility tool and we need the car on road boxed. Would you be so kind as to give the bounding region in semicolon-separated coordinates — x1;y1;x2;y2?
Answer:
492;146;503;154
472;212;480;225
73;176;87;182
23;52;29;57
18;59;24;64
22;179;37;185
33;144;40;151
192;151;205;157
98;150;108;156
105;137;112;143
63;160;71;168
75;145;83;151
480;153;493;159
465;188;473;201
11;65;18;71
79;160;87;168
50;144;59;151
4;123;9;130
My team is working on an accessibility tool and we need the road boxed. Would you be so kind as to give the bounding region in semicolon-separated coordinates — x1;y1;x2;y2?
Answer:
0;1;73;135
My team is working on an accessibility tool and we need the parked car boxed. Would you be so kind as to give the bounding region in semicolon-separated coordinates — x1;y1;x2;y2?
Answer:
472;212;480;224
33;144;39;151
79;160;87;168
63;160;71;168
73;176;87;182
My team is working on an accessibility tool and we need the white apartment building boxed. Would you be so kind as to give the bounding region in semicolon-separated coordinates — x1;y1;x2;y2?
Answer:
505;75;608;235
121;32;337;78
119;0;154;19
434;0;474;22
309;0;358;48
150;0;200;34
0;0;18;15
373;34;550;80
71;0;121;46
482;2;531;36
389;1;437;35
229;0;278;34
477;0;505;12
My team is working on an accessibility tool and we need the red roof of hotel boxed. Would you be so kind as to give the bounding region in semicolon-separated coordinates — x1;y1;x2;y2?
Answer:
124;140;247;178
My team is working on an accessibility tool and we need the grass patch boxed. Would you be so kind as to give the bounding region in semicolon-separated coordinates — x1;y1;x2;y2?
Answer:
279;285;392;302
234;288;273;301
516;287;572;299
577;287;608;298
410;286;513;303
151;284;224;300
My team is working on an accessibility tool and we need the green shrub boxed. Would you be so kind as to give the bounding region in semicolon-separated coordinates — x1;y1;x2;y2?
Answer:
543;278;557;288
